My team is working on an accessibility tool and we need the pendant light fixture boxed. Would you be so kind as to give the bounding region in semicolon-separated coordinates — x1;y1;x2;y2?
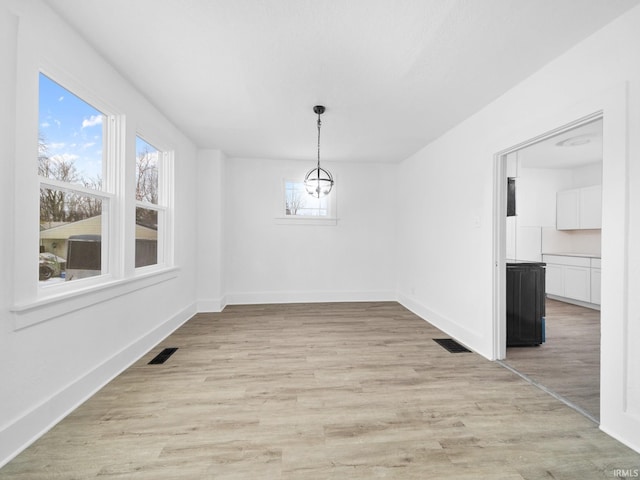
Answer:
304;105;334;198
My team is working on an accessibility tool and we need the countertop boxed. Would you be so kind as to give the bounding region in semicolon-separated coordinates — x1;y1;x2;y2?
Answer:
542;252;601;259
506;260;546;267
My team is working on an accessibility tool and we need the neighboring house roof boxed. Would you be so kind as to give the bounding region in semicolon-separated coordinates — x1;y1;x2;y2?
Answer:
40;215;157;240
39;221;68;231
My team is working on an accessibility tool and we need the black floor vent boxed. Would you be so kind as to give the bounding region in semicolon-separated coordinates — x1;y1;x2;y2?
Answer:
433;338;471;353
148;347;178;364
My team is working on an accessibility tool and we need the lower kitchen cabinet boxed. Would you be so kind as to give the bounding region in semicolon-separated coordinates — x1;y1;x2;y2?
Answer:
507;262;545;347
545;264;564;297
542;254;600;307
563;266;591;302
591;268;601;304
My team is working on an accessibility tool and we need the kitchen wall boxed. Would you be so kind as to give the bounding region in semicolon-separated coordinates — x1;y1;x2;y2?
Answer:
223;157;397;304
507;164;574;261
508;161;602;260
397;3;640;452
0;0;200;465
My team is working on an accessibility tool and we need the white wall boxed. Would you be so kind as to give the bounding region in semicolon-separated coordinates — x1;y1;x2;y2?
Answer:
223;158;397;304
197;149;225;311
572;162;603;188
0;1;199;466
396;4;640;452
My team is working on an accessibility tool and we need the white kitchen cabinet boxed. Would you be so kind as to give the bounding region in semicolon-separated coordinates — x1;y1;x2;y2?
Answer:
556;189;580;230
545;264;564;296
556;185;602;230
563;266;591;302
542;254;600;307
591;268;601;304
579;185;602;229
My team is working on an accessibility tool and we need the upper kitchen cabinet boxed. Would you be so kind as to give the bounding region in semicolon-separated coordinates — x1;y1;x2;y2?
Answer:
579;185;603;229
556;189;580;229
556;184;602;230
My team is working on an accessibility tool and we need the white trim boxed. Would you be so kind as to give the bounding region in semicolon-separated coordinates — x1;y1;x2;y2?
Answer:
275;216;338;226
0;301;196;469
397;293;483;357
225;290;396;306
492;152;507;360
545;294;600;311
492;111;604;361
197;296;227;313
39;179;114;199
11;267;180;330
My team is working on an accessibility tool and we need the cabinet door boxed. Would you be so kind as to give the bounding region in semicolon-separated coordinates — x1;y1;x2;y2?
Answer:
545;264;564;296
579;185;602;229
507;265;544;346
556;189;579;230
591;268;601;305
564;266;591;302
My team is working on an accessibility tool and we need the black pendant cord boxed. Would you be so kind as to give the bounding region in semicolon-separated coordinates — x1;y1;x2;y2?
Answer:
317;113;322;172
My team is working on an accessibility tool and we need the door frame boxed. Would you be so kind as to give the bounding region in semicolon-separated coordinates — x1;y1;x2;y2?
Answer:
491;111;603;360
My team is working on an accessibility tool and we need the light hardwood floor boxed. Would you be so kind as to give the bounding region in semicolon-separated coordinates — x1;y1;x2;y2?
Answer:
1;302;638;479
505;299;600;422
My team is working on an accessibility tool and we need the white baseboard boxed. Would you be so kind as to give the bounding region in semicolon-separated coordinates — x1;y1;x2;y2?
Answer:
0;302;197;469
545;294;600;311
397;293;488;358
224;290;397;306
197;296;227;312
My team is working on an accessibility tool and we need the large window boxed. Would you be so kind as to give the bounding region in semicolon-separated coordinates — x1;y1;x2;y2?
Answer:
36;72;173;294
38;73;110;284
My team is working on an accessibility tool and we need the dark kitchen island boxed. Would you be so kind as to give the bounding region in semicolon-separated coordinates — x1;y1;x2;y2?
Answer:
507;261;546;346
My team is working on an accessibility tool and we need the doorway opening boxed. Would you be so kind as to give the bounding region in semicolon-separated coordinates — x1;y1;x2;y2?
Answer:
493;113;603;423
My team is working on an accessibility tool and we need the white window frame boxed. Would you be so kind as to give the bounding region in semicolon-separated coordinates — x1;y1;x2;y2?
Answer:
36;72;120;293
38;179;113;284
275;178;337;226
10;63;177;330
134;133;174;272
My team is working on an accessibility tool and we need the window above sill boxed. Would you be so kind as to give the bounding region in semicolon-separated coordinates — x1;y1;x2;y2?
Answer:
275;216;338;226
279;178;337;225
11;266;179;331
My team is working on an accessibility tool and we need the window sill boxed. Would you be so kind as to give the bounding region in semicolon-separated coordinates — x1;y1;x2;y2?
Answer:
275;216;338;226
11;266;180;330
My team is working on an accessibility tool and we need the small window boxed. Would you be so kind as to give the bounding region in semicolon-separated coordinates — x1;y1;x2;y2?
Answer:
135;136;167;268
38;73;108;285
285;180;329;217
277;179;337;226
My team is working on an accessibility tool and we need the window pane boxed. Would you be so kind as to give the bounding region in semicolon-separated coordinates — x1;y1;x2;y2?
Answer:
39;188;103;283
38;73;104;189
136;207;158;267
136;137;159;204
285;181;328;216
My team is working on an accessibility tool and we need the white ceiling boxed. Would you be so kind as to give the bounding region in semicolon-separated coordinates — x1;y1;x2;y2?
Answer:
517;118;603;169
45;0;639;163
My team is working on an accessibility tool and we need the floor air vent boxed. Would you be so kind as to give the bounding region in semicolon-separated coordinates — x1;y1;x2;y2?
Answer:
433;338;470;353
148;347;178;364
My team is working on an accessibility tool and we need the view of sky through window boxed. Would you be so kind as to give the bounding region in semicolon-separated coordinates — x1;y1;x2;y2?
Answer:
38;73;104;183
